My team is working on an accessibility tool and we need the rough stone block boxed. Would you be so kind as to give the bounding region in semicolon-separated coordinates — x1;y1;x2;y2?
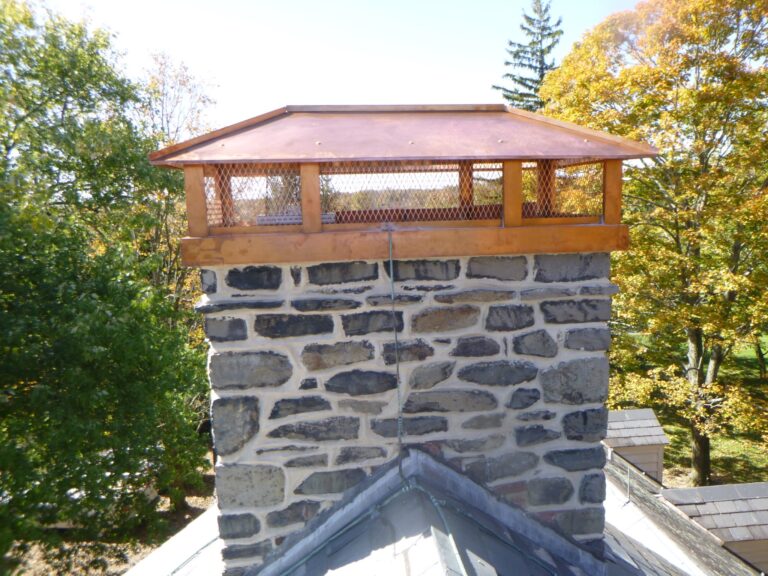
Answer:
450;336;500;357
301;341;374;371
579;284;618;296
366;294;423;306
515;425;562;447
307;261;378;285
325;370;397;396
218;513;260;539
267;416;360;441
544;447;606;471
435;289;515;304
200;269;217;294
412;305;480;333
445;435;505;453
562;408;608;441
211;396;259;455
403;390;498;413
300;378;318;390
467;256;527;281
564;328;611;351
465;451;539;483
294;468;367;495
196;299;284;314
290;266;302;286
541;358;609;405
534;253;609;283
458;360;538;386
342;311;404;336
338;399;387;414
336;446;386;464
221;540;272;560
371;416;448;437
485;304;535;332
520;287;578;301
528;477;574;506
461;413;506;429
204;317;247;342
291;298;361;311
217;465;285;508
409;361;455;390
209;351;292;390
540;299;611;324
513;330;558;358
403;284;455;292
507;388;541;410
225;266;282;290
516;410;557;421
269;396;332;419
383;339;434;364
385;259;460;281
285;454;328;467
254;314;334;338
266;500;321;528
552;507;605;535
579;473;606;504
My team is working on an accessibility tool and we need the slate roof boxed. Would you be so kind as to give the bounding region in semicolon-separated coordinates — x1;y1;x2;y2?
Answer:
662;483;768;543
604;409;670;449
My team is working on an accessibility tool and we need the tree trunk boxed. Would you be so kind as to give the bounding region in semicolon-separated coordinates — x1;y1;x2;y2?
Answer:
686;327;712;486
755;337;766;380
691;426;711;486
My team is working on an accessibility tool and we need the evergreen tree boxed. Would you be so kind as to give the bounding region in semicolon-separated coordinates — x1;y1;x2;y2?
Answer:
493;0;563;111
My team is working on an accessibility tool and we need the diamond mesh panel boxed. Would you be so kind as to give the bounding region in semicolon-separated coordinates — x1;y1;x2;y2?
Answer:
522;160;603;219
319;162;502;224
204;163;302;227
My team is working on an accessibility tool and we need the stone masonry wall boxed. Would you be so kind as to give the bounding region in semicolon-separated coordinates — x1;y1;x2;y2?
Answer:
198;253;614;574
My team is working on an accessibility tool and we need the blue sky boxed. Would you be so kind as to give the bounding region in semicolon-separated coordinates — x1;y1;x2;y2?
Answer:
45;0;640;127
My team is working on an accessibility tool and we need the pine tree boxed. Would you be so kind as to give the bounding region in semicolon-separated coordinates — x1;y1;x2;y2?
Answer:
493;0;563;111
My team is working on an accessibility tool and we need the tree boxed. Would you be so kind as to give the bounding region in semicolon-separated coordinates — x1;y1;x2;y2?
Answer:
540;0;768;485
493;0;563;111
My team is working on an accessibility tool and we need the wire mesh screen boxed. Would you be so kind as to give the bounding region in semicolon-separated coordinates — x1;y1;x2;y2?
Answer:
319;162;503;224
522;160;603;219
204;163;302;227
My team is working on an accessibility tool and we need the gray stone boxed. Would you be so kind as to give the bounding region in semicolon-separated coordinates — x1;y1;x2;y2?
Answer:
218;513;260;539
412;305;480;333
300;378;318;390
266;500;321;528
342;311;404;336
450;336;500;357
540;299;611;324
528;477;574;506
291;298;361;311
285;454;328;467
223;568;246;576
294;468;367;495
552;508;605;535
204;317;247;342
209;351;292;390
371;416;448;437
290;266;302;286
301;341;374;371
409;361;455;390
534;253;609;283
467;256;528;281
307;261;378;285
433;338;451;344
338;399;387;414
520;287;578;301
435;289;515;304
562;408;608;441
269;396;332;419
517;410;557;421
255;445;318;455
458;360;538;386
580;473;606;504
541;358;609;405
225;266;282;290
325;370;397;396
485;305;535;332
267;417;360;441
385;259;460;281
513;330;558;357
211;397;259;455
462;413;505;429
254;314;334;338
466;451;539;483
515;425;562;447
507;388;541;409
221;540;272;560
403;390;498;413
402;284;455;292
544;447;606;471
445;435;505;453
217;465;285;508
319;285;372;294
200;269;217;294
564;328;611;351
366;294;423;306
383;339;434;364
336;446;386;464
195;299;284;314
580;284;619;296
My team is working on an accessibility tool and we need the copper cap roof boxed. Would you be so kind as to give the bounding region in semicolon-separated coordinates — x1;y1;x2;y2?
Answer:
149;104;657;166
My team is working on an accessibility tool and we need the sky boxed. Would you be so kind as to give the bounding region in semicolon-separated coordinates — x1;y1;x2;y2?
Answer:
43;0;640;129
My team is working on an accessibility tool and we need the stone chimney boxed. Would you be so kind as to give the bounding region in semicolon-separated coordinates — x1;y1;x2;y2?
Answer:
149;105;657;574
